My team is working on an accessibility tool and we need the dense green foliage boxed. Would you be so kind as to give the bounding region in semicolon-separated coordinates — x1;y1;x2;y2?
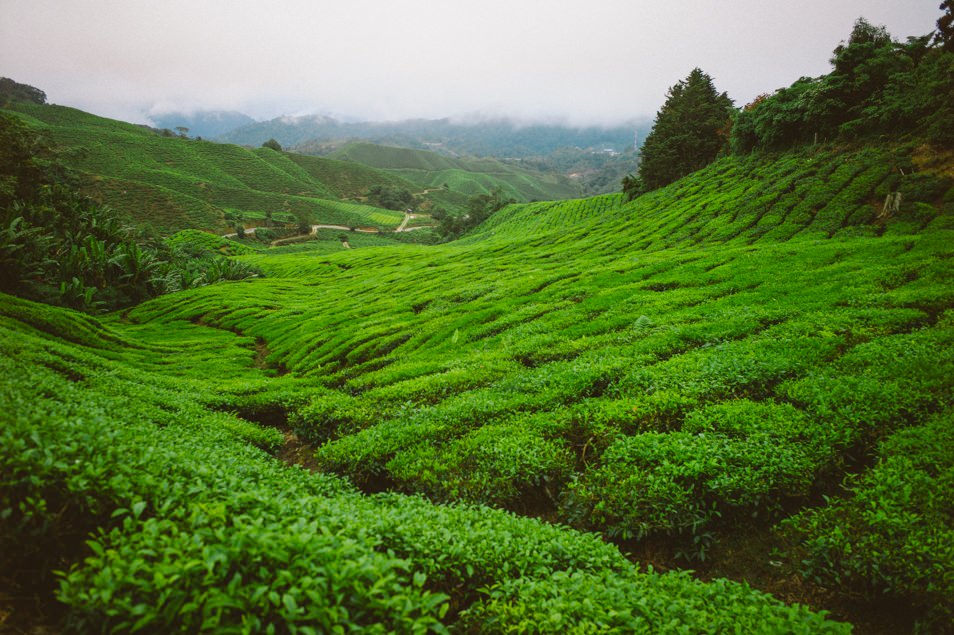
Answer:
262;137;283;152
633;68;733;194
0;76;46;106
330;142;582;203
74;141;945;630
784;412;954;626
3;40;954;628
0;292;849;633
0;101;445;233
732;18;954;152
0;114;261;311
367;183;415;211
939;1;954;51
431;189;514;240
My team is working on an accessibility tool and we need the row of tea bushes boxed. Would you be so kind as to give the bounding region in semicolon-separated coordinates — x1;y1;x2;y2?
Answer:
1;295;851;632
783;411;954;630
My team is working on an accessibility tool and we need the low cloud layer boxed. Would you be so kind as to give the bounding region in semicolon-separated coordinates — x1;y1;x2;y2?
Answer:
1;0;942;126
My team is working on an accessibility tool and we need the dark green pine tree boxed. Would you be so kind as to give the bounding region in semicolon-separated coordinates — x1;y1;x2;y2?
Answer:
637;68;734;192
938;0;954;52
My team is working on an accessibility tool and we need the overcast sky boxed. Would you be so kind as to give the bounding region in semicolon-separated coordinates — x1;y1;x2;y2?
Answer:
0;0;943;127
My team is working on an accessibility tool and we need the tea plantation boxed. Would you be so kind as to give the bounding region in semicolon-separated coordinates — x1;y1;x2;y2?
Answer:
1;102;449;233
328;142;582;202
2;139;953;632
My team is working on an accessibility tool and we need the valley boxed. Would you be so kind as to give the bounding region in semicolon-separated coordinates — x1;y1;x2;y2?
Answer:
2;11;954;631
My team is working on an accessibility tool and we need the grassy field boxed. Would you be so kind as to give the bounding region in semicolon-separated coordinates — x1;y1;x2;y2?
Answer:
3;139;953;632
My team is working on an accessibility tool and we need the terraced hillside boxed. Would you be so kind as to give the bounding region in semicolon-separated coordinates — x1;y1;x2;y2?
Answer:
3;141;953;632
1;292;849;633
283;152;471;214
1;103;437;233
329;142;583;201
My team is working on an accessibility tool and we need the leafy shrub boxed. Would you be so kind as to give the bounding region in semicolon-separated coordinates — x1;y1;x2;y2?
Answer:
0;299;851;633
0;115;262;312
289;390;379;445
461;569;850;634
386;419;575;508
563;427;822;549
779;325;954;449
782;414;954;630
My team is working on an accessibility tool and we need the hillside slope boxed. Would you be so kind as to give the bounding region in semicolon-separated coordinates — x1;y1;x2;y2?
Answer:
123;142;954;630
329;141;582;201
3;141;952;632
1;287;846;634
1;103;430;233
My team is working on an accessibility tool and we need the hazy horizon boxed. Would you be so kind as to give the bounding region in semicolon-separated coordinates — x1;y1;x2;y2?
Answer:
1;0;943;128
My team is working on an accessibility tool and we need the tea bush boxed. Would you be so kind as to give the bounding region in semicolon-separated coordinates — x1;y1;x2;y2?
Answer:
783;413;954;630
0;296;852;632
4;136;953;630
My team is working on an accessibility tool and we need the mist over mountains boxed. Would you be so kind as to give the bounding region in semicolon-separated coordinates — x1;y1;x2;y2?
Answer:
148;110;256;139
152;110;651;159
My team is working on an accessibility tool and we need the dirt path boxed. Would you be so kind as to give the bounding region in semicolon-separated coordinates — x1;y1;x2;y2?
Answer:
222;226;260;239
395;213;412;232
395;211;435;232
223;210;434;242
311;224;380;233
276;426;321;472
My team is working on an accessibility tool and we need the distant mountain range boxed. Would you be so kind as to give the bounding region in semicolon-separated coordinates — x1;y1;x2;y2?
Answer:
149;110;256;139
144;108;648;197
214;114;651;159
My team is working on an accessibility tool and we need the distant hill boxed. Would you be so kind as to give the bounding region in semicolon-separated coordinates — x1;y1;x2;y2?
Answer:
217;114;649;158
149;110;257;139
329;141;583;201
213;114;648;198
1;96;594;233
0;102;439;233
0;76;47;106
282;151;471;213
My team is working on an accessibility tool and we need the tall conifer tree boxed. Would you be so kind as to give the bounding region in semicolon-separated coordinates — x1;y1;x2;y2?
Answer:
637;69;734;192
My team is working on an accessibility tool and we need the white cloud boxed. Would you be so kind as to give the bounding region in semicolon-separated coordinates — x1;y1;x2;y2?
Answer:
0;0;942;125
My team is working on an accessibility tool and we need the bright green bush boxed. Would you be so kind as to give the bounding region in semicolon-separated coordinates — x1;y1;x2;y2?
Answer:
563;428;821;549
386;418;575;508
289;389;380;445
0;297;852;633
461;569;850;634
782;414;954;630
3;118;953;632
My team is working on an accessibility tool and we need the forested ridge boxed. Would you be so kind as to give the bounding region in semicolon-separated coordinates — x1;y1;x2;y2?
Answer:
626;13;954;199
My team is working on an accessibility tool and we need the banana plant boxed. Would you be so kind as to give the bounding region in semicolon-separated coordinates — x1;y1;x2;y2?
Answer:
0;213;55;292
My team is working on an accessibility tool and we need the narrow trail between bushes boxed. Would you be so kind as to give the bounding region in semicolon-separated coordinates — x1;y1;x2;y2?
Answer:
276;426;321;473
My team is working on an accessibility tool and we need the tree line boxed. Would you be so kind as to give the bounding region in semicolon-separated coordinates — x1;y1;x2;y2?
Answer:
431;188;514;240
627;4;954;198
